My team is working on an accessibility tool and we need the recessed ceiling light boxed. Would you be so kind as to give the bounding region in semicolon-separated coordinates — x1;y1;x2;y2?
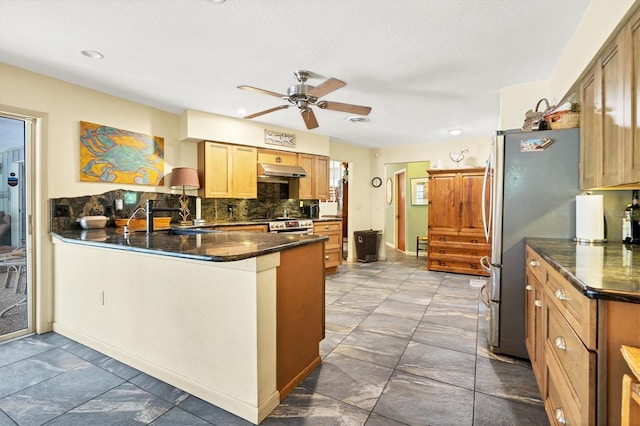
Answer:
237;108;247;115
448;128;462;136
347;116;369;124
81;50;104;59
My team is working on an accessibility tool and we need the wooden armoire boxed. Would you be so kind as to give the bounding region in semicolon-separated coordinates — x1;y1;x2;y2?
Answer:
427;167;490;276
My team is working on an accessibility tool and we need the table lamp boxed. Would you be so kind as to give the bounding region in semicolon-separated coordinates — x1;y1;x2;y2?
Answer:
170;167;200;225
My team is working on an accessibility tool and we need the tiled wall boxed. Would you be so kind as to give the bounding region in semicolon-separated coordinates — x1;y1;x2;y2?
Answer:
50;188;318;231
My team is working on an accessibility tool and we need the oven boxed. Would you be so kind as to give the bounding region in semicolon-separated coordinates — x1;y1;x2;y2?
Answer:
268;219;314;235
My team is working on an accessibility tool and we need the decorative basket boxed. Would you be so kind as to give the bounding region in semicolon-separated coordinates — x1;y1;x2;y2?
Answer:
547;111;580;130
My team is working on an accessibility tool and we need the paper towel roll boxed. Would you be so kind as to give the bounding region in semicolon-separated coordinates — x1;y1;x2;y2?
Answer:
575;194;605;242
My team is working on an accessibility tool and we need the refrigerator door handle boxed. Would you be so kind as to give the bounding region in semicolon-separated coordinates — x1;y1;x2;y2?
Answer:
480;255;491;273
482;149;492;243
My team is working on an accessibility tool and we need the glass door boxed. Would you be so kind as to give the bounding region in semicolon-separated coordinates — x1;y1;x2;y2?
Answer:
0;115;30;341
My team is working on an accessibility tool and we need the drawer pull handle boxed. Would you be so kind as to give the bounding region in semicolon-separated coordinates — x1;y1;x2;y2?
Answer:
324;225;329;229
554;288;567;301
525;285;532;291
529;259;538;267
554;336;566;351
439;237;446;242
325;255;330;260
554;408;567;425
534;300;542;308
471;239;478;243
439;250;445;254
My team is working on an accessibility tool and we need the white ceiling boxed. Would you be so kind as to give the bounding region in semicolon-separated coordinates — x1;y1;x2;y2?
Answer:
0;0;590;148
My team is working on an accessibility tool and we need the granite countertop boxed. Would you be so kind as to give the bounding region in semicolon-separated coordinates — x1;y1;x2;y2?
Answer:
525;238;640;303
51;228;327;262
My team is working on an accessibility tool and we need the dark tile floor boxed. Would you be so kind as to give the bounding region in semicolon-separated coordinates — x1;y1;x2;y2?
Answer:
0;250;548;425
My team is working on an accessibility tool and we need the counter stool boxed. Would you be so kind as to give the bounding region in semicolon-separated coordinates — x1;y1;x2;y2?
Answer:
621;345;640;426
416;236;428;258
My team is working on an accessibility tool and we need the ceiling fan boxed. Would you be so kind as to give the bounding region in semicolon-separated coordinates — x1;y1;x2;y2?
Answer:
237;70;372;130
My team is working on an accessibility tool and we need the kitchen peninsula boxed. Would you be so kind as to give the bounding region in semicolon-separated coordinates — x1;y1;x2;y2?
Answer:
525;238;640;425
50;228;327;424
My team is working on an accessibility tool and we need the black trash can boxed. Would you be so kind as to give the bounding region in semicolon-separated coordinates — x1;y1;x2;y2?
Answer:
354;230;382;262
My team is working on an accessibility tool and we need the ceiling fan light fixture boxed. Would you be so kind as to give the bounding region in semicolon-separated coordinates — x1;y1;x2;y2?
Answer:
348;116;369;124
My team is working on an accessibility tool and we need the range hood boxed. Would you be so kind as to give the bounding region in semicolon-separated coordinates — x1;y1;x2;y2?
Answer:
258;163;307;178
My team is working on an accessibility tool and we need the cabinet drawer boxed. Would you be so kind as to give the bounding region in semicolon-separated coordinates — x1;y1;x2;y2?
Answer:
314;221;342;233
429;233;486;245
324;248;341;269
526;246;546;285
429;243;489;257
546;301;595;416
545;354;584;426
545;267;597;350
428;257;487;276
321;232;341;250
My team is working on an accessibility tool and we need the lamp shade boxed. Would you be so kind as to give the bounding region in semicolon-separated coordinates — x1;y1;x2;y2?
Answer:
170;167;200;190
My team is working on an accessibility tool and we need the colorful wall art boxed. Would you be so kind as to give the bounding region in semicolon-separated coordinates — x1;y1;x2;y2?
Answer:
80;121;164;185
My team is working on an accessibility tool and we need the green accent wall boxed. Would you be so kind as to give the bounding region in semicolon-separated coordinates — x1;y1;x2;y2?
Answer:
384;161;430;252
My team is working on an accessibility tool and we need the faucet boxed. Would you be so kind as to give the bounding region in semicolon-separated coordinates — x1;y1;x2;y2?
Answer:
145;199;181;234
123;207;145;236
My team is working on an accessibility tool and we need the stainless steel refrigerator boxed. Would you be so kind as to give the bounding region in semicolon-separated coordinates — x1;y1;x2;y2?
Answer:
481;128;580;358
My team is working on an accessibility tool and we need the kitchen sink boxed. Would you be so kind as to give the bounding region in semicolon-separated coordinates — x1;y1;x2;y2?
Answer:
165;228;221;235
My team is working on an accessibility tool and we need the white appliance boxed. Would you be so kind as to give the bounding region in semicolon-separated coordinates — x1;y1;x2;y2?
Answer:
268;219;314;235
481;128;581;358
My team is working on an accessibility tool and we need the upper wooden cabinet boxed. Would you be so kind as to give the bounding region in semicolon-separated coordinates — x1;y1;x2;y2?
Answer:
197;141;257;199
257;148;298;166
624;9;640;183
581;8;640;188
294;154;330;200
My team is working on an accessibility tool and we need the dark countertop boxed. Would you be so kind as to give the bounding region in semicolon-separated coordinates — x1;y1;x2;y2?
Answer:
525;238;640;303
51;228;327;262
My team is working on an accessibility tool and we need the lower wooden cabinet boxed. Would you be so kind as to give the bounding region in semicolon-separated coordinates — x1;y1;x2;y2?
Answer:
214;224;267;232
525;243;640;425
313;220;342;274
427;231;489;276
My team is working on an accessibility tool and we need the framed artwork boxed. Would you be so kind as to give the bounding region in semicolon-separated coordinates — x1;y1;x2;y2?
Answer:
80;121;164;185
386;177;393;204
264;129;296;147
411;177;428;205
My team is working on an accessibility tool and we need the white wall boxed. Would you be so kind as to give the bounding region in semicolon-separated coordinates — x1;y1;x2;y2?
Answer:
329;141;372;261
0;62;189;332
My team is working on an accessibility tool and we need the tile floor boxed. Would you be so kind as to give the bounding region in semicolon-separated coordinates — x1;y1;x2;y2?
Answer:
0;250;548;425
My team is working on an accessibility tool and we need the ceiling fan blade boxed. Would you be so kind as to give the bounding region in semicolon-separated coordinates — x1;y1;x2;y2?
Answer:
301;108;319;129
307;78;346;98
244;105;290;119
237;85;287;99
319;101;372;116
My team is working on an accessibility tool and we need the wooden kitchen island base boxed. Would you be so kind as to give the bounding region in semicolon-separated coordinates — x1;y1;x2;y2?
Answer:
51;238;325;424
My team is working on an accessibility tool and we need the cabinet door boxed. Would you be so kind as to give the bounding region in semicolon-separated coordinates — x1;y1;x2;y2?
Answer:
297;154;314;200
427;172;459;233
458;171;485;235
600;36;626;186
257;149;298;166
525;269;545;391
314;155;330;201
626;11;640;182
198;142;232;198
232;145;257;198
580;67;602;189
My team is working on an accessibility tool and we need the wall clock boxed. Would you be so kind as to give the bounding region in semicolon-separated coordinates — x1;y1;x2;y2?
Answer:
386;178;393;204
371;177;382;188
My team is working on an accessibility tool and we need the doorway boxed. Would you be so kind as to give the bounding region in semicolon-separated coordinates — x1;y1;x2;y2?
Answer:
395;170;406;252
0;114;32;341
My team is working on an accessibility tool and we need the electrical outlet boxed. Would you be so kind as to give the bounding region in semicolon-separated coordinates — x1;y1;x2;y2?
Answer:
54;204;70;217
